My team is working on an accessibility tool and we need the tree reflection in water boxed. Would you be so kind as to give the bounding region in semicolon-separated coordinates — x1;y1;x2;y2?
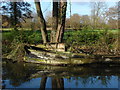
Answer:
66;76;112;87
52;78;64;89
40;77;47;89
39;77;64;89
2;60;120;88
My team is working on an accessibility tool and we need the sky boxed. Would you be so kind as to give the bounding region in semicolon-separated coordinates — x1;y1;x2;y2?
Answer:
0;0;117;18
29;1;117;18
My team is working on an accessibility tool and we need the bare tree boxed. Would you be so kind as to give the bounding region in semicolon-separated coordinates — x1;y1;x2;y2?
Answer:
90;2;107;29
35;2;48;43
80;15;91;30
106;3;118;29
69;14;81;29
50;1;58;43
55;0;67;43
46;11;52;27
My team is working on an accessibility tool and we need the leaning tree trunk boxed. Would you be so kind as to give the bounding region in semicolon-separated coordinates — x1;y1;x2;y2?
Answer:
50;1;58;43
55;0;67;43
35;2;48;44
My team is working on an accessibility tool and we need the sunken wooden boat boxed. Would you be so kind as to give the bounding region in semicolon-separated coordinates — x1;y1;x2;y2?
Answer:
24;44;120;66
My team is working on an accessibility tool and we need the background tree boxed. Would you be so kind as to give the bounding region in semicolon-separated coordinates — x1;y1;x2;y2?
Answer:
65;18;71;28
1;2;32;30
106;3;118;29
46;11;52;28
90;2;107;29
21;13;41;30
80;15;91;30
2;15;11;28
69;14;81;30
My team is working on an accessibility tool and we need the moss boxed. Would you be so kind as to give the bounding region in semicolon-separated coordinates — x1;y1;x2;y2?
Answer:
24;56;46;62
35;44;46;48
6;43;26;62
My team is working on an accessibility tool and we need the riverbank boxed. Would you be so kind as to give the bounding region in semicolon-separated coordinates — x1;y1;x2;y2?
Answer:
2;29;120;65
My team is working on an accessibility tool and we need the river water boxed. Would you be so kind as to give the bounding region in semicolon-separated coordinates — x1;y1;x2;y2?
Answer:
2;59;120;89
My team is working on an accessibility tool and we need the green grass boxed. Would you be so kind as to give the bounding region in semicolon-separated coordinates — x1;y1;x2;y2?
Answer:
2;29;118;44
2;28;32;31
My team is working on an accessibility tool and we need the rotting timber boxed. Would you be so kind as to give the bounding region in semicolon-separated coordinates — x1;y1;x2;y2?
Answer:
24;43;120;66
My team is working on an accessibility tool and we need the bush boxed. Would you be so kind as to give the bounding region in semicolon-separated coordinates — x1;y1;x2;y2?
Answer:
2;29;119;55
64;30;102;48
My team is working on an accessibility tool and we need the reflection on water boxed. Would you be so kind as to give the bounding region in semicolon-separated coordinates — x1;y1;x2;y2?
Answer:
2;60;120;89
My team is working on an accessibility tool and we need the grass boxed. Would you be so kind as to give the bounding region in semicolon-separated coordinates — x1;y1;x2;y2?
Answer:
1;28;32;31
2;29;118;45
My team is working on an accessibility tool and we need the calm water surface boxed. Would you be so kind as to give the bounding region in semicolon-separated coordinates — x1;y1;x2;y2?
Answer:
2;60;120;89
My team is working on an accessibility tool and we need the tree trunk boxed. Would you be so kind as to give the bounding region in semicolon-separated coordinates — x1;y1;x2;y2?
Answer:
35;2;48;44
55;0;67;43
50;1;58;43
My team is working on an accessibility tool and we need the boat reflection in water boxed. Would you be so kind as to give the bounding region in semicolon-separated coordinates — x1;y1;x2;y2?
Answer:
2;60;120;89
